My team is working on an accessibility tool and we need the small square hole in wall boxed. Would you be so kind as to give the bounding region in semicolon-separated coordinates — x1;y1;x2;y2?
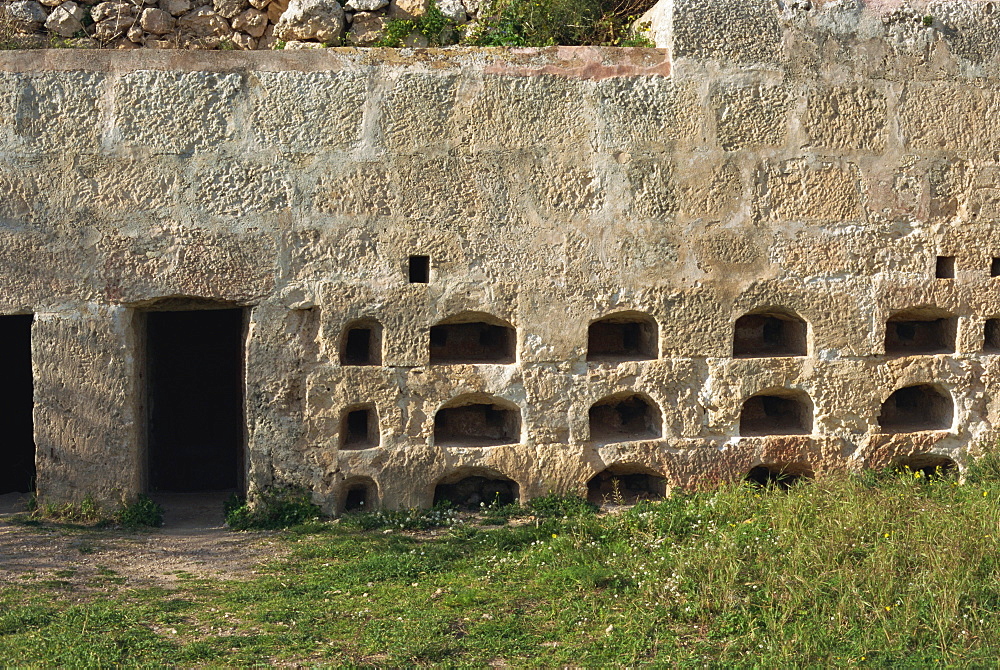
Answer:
936;256;955;279
991;258;1000;277
408;255;430;284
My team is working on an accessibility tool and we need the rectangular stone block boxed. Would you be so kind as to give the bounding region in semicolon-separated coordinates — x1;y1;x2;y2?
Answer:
458;74;595;153
597;76;701;150
378;71;459;153
899;82;999;157
0;71;105;154
247;70;367;153
765;159;862;223
803;84;887;152
712;81;789;151
114;70;243;153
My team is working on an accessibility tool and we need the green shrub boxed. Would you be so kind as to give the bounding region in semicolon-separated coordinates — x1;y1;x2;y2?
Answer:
464;0;656;47
225;487;322;531
375;1;457;47
115;495;164;528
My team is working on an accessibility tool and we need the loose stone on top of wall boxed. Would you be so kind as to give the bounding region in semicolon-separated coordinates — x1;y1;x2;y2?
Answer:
0;0;476;48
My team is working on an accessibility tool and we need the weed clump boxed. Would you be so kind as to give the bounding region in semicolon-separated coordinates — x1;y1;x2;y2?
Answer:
965;444;1000;484
465;0;655;47
526;492;598;518
225;487;322;531
340;502;461;531
33;495;109;527
374;0;655;47
115;495;163;528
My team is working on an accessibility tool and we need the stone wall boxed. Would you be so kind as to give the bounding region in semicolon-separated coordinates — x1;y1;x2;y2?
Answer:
2;0;474;50
4;0;1000;511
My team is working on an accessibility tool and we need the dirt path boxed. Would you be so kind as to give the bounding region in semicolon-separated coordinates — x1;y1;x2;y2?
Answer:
0;493;286;592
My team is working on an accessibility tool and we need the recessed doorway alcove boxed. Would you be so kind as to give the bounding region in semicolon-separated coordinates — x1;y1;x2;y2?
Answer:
144;305;245;493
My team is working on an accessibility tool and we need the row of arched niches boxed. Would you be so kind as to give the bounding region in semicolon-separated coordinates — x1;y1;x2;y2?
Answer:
330;306;977;513
341;305;992;365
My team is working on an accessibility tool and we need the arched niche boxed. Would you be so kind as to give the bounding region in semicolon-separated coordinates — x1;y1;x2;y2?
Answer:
739;389;813;436
744;463;813;490
586;311;658;362
586;464;667;506
433;469;520;509
878;385;953;433
732;307;808;358
890;454;958;479
433;394;522;447
429;312;515;364
339;477;379;514
588;392;662;443
884;307;957;356
340;318;383;366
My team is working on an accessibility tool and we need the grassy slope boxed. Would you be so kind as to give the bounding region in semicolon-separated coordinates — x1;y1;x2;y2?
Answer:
4;472;1000;666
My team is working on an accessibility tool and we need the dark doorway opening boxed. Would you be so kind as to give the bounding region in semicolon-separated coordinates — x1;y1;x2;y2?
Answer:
588;393;661;443
147;308;245;492
985;319;1000;352
936;256;955;279
340;321;382;366
341;478;377;514
434;398;521;447
884;309;956;356
341;405;379;450
891;454;957;479
0;315;34;495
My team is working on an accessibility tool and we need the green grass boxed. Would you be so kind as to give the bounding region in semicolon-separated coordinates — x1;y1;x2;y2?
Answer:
4;470;1000;664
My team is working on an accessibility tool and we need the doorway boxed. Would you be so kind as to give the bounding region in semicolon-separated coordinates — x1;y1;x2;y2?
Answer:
0;314;34;495
146;308;245;492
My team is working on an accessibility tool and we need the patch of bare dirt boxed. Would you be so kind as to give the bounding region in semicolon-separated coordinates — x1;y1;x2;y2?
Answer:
0;493;288;592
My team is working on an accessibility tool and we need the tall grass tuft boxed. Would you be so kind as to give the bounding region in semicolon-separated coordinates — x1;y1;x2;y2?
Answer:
465;0;656;46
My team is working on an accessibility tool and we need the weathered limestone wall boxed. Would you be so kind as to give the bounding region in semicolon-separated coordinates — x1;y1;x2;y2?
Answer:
6;0;1000;511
